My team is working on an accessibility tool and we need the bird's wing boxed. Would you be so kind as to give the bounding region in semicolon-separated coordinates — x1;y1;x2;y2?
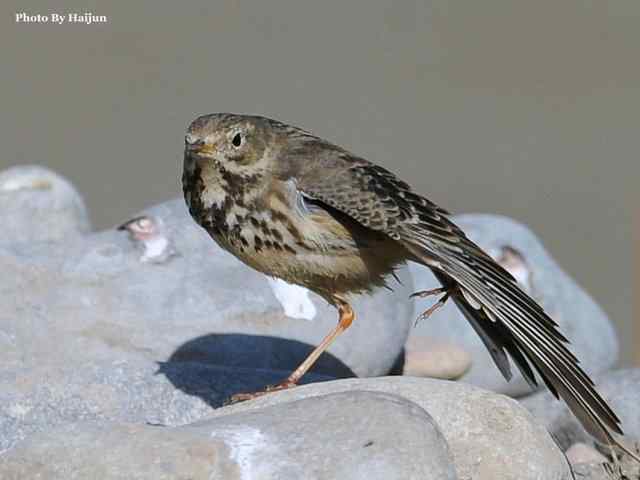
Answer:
294;154;625;448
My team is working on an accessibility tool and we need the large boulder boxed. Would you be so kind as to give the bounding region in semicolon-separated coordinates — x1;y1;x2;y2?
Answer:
0;165;91;245
210;376;573;480
0;196;414;380
0;355;332;452
0;391;458;480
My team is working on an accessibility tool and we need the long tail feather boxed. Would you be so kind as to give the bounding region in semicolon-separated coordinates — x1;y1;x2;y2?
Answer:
404;228;634;455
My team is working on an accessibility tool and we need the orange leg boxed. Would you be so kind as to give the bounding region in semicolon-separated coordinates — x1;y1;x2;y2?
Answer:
229;301;355;403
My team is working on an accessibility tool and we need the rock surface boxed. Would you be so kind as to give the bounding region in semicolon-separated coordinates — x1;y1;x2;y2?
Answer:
403;336;471;380
565;443;608;466
407;214;619;397
0;165;91;245
0;168;617;480
520;368;640;451
209;376;573;480
0;356;331;452
570;458;640;480
0;169;424;476
0;196;414;380
0;391;458;480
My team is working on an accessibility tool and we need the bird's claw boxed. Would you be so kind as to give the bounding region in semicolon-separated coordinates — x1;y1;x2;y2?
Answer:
409;287;446;299
225;380;298;405
412;288;453;327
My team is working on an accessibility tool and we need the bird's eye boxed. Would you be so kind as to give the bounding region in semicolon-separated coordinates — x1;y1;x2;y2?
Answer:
232;133;243;148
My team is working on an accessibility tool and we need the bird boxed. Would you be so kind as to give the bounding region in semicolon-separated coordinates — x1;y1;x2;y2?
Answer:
118;215;177;264
181;112;636;456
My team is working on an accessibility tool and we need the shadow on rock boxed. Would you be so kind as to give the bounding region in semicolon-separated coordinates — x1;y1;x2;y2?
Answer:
159;333;356;407
388;348;406;376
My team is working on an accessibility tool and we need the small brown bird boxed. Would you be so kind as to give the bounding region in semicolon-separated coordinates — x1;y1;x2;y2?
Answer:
182;113;633;454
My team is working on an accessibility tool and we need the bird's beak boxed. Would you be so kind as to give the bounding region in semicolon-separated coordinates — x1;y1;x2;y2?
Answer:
186;143;208;155
185;135;216;156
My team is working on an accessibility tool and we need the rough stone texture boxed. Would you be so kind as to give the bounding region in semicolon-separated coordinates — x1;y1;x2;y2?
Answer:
408;214;619;397
520;369;640;451
403;336;471;380
209;377;572;480
0;391;458;480
0;174;423;474
0;196;414;380
0;165;91;245
0;356;332;452
566;443;608;466
570;464;610;480
0;169;610;479
570;459;640;480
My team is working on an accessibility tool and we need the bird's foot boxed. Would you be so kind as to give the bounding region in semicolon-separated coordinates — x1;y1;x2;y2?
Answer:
411;288;453;327
409;287;446;299
226;380;298;405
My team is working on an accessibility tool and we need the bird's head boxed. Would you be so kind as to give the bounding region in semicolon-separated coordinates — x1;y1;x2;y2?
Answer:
182;113;284;212
183;114;279;179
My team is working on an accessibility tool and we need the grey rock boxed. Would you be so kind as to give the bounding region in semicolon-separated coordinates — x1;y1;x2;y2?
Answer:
117;214;178;264
520;368;640;451
570;464;609;480
0;356;331;452
0;197;414;380
209;376;572;480
0;391;457;480
403;336;471;380
570;459;640;480
408;214;618;397
565;443;608;466
0;165;91;245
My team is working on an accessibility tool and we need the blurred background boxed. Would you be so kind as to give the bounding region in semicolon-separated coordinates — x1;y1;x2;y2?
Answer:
1;1;637;364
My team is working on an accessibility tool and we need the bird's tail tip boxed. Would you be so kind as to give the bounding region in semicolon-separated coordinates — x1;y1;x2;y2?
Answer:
611;436;640;464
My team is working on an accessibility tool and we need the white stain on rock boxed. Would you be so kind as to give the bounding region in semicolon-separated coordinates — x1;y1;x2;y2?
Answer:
267;277;317;321
140;236;171;262
210;426;276;480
